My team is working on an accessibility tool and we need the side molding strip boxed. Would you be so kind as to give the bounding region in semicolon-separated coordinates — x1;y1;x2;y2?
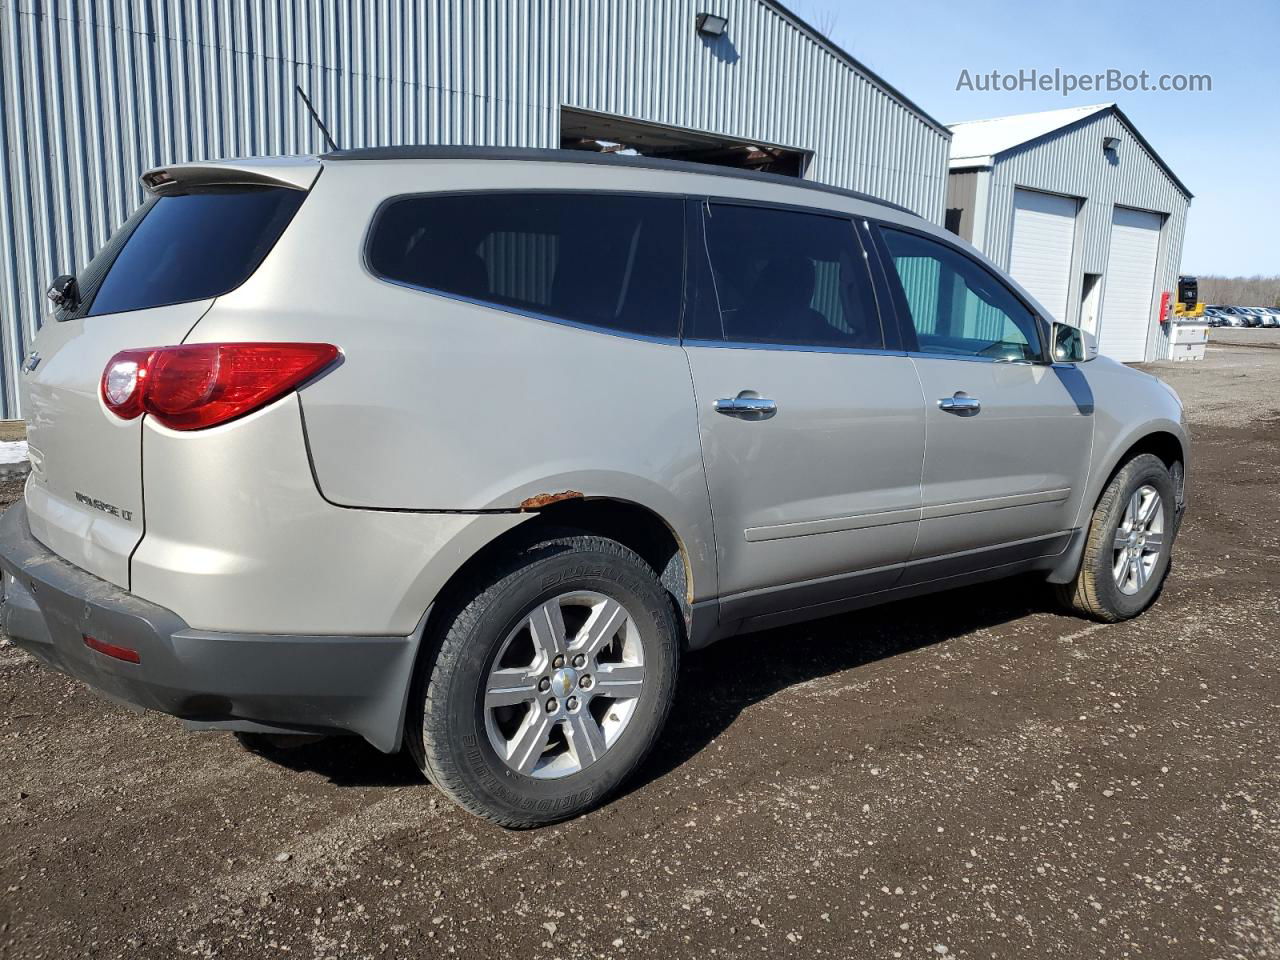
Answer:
742;488;1069;543
744;507;919;543
922;488;1070;520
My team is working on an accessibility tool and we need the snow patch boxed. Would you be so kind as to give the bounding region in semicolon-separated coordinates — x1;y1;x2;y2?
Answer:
0;440;29;465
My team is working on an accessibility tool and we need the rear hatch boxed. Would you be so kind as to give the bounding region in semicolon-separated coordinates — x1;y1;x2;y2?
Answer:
22;159;318;587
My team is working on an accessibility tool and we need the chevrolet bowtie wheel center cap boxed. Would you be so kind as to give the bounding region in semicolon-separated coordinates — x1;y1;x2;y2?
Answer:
550;667;578;699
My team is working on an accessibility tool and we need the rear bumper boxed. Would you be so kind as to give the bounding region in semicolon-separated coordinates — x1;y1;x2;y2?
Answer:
0;501;417;751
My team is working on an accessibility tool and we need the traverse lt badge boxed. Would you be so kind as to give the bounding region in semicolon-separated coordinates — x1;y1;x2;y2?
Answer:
74;492;133;522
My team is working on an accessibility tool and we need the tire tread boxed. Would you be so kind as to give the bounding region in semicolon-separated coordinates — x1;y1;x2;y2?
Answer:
1056;453;1172;623
406;531;678;828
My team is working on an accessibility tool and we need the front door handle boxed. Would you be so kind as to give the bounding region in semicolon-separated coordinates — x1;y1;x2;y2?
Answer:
714;391;777;420
938;392;981;415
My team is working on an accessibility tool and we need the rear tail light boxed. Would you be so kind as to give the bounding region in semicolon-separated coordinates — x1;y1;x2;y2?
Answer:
101;342;339;430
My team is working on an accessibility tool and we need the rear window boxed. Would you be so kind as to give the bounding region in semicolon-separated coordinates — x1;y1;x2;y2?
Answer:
366;192;684;338
85;187;305;317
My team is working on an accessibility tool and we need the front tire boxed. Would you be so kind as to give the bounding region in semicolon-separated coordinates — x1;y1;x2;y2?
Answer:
407;533;680;828
1056;453;1177;622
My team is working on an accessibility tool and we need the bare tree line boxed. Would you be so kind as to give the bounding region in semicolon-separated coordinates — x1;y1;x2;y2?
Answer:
791;2;841;41
1197;275;1280;307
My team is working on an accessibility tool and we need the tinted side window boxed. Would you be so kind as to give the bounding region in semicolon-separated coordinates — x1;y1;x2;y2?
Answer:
696;203;882;349
88;188;306;317
367;193;683;338
880;228;1042;361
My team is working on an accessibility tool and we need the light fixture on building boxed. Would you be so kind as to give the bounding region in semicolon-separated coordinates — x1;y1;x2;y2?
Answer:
695;13;729;37
1103;136;1121;154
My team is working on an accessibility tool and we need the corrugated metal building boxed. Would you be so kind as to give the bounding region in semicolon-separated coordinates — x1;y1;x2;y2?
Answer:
0;0;951;417
945;103;1192;363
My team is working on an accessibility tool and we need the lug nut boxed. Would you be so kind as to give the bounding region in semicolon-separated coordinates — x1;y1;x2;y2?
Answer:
572;654;586;668
566;696;579;711
545;697;558;713
538;677;551;692
579;675;593;689
553;655;565;668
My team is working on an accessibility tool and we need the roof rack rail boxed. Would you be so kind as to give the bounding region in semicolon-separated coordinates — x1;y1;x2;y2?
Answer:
320;145;917;217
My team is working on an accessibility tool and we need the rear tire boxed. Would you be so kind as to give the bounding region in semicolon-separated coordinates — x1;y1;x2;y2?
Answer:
406;533;680;828
1055;453;1177;622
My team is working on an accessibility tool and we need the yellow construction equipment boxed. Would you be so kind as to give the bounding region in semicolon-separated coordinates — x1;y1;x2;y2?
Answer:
1174;275;1204;318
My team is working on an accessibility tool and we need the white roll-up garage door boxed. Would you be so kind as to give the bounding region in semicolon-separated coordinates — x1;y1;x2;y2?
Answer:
1008;189;1078;324
1099;207;1163;363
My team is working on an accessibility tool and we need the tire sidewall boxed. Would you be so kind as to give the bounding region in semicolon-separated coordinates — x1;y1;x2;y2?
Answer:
1091;456;1177;618
428;541;679;823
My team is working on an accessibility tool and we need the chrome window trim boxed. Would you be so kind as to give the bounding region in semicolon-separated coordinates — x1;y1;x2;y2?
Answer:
683;338;905;358
907;350;1034;365
371;276;682;347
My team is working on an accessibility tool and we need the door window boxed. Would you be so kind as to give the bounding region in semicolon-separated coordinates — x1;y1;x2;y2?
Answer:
880;228;1042;361
695;203;883;350
367;192;683;338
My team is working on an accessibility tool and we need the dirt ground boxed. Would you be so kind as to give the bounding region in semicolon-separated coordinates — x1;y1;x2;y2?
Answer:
3;335;1279;960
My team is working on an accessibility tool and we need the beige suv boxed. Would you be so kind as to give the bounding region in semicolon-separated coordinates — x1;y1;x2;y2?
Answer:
0;147;1187;826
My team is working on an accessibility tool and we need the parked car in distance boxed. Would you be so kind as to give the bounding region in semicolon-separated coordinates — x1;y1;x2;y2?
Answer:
1252;307;1280;328
1225;307;1253;327
1203;307;1228;327
0;148;1190;827
1208;305;1243;327
1222;306;1253;327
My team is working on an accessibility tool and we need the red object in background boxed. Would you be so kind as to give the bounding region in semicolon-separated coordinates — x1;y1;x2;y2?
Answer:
1159;291;1172;324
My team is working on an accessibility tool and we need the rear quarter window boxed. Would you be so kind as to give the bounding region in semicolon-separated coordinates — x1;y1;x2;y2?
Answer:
85;187;305;317
366;192;684;339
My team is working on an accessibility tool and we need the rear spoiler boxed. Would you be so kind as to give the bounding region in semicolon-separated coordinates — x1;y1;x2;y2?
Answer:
140;158;321;196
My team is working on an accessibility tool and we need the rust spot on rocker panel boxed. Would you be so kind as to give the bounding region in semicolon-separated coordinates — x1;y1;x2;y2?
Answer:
519;490;584;511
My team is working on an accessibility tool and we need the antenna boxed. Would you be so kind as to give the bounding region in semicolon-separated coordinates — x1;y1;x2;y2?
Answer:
295;85;338;152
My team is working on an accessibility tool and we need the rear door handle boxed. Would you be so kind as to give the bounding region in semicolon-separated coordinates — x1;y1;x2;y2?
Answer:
938;392;981;415
714;391;777;420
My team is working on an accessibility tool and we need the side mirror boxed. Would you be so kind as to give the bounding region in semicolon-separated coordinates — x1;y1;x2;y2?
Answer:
1051;321;1093;363
47;274;80;311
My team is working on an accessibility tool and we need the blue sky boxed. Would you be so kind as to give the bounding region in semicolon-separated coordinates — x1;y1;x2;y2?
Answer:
792;0;1278;276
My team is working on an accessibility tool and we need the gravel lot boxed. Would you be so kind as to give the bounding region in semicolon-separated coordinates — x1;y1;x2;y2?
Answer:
3;337;1279;959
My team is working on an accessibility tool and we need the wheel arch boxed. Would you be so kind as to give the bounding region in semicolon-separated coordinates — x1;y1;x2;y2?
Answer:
388;490;713;753
419;496;700;661
1047;422;1188;585
520;496;696;627
1092;427;1188;516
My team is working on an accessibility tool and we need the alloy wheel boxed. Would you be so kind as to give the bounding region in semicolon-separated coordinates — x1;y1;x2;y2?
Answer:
1112;484;1165;595
483;591;645;779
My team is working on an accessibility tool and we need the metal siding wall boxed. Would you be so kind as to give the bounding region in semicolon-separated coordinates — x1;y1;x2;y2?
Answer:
0;0;948;417
945;169;977;242
977;110;1189;361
